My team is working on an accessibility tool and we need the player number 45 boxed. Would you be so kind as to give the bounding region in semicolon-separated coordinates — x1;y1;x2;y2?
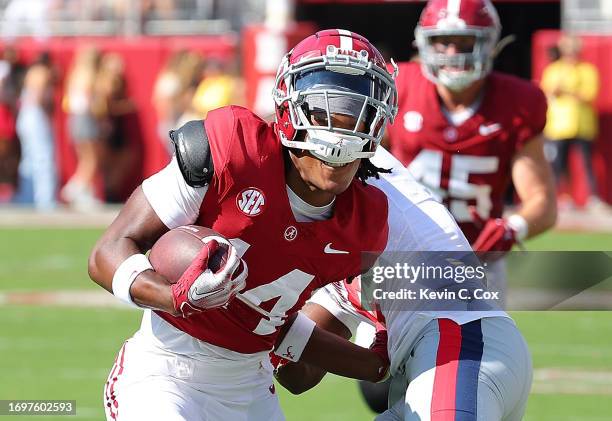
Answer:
408;150;499;222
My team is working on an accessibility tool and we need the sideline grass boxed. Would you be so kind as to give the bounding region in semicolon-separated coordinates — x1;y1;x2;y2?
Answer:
0;228;103;291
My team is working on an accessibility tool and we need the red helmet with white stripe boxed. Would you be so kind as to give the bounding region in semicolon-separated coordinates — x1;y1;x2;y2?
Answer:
415;0;501;91
273;29;398;166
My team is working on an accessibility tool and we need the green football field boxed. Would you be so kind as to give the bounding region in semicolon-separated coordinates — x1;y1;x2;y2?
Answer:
0;228;611;420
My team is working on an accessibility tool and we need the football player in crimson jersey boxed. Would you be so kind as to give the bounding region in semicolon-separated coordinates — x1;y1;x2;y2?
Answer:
387;0;556;254
87;29;404;420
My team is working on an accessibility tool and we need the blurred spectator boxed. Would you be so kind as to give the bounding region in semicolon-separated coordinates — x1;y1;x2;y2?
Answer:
189;58;241;120
142;0;179;19
540;35;606;211
152;50;202;153
61;46;103;210
94;53;137;203
0;46;27;111
0;101;17;203
12;52;58;210
0;46;25;203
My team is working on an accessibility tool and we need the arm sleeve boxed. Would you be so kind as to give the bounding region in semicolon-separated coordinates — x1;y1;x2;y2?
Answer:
142;157;208;229
307;283;373;337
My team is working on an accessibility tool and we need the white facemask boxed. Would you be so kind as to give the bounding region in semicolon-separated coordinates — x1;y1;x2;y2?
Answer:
304;128;371;166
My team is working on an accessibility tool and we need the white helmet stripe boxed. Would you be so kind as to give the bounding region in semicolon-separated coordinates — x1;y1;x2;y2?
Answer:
337;29;354;51
447;0;462;20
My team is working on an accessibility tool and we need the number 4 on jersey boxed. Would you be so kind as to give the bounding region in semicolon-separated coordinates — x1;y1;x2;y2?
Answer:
229;237;314;336
241;270;314;335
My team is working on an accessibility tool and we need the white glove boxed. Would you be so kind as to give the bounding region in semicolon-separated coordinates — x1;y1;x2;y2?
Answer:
171;237;248;317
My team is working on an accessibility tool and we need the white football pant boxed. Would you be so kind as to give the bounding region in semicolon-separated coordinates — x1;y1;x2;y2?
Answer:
103;336;285;421
376;316;532;421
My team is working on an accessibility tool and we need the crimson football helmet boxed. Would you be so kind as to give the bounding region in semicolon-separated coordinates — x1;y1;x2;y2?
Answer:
273;29;398;166
415;0;501;91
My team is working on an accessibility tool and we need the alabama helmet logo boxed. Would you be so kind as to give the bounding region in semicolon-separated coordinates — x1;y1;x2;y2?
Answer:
236;187;266;216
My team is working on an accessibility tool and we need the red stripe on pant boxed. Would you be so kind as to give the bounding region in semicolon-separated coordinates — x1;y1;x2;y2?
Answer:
104;363;119;419
431;319;462;421
106;342;127;420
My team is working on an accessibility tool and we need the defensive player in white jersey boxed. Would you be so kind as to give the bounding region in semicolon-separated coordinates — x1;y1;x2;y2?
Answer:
274;147;532;420
88;30;404;420
346;0;555;412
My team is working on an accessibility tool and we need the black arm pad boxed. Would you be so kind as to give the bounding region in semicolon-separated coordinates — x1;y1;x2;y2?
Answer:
170;120;215;187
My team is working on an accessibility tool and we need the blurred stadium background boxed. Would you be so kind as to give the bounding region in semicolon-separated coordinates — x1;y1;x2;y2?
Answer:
0;0;611;420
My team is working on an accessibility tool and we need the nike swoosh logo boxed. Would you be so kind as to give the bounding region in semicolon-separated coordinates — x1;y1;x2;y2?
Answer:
189;288;219;301
324;243;349;254
478;123;501;136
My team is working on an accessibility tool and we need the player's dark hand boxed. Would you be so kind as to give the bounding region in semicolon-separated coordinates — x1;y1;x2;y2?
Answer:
171;238;247;317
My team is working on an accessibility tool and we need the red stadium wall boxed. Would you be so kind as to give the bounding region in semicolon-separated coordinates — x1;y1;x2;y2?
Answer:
241;23;317;118
532;30;612;204
0;36;236;201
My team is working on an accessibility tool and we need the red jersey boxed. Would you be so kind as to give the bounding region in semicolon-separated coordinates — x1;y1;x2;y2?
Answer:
155;106;389;354
386;62;547;243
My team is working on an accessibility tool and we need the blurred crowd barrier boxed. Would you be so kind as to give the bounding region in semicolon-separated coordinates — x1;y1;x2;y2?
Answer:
533;30;612;206
0;0;266;37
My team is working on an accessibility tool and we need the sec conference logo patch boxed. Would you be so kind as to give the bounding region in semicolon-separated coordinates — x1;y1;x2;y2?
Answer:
236;187;266;216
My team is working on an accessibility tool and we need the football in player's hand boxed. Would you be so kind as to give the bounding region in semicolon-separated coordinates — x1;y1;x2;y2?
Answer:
149;225;229;283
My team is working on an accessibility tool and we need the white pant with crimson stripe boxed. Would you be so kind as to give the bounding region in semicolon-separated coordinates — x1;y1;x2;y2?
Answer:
103;334;284;421
376;316;532;421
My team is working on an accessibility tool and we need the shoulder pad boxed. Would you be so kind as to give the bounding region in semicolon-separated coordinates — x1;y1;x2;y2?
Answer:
170;120;214;187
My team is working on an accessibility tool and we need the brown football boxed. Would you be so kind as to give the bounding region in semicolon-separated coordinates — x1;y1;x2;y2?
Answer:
148;225;229;283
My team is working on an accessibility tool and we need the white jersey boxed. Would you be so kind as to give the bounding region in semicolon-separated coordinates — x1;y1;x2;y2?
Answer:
310;147;509;374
